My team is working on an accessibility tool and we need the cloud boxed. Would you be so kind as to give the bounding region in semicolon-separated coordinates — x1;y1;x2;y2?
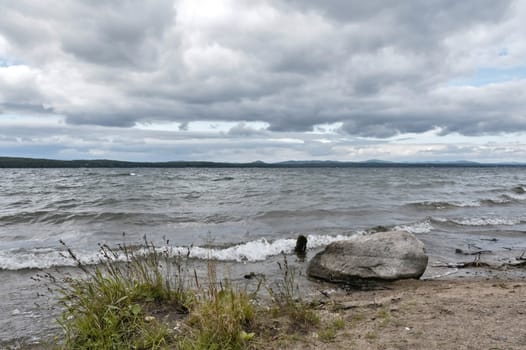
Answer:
1;0;526;161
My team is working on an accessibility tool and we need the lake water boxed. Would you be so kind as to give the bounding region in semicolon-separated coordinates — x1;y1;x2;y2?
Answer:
1;167;526;345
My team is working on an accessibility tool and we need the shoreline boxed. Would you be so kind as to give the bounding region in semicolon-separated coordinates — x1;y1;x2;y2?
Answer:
1;232;525;349
2;251;526;349
4;276;525;349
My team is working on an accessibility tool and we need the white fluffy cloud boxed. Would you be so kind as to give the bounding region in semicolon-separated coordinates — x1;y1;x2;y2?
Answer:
1;0;526;161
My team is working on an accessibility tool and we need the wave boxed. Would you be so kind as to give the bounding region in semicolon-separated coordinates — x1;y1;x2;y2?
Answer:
104;172;138;178
4;199;33;209
405;201;478;210
394;220;433;234
0;211;178;226
0;233;365;271
479;198;513;206
407;192;525;211
54;184;84;190
256;209;342;220
481;185;526;203
212;176;235;182
501;193;526;202
0;209;246;226
432;216;522;227
511;185;526;194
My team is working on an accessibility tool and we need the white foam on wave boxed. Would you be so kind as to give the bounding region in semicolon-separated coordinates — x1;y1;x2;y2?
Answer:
453;200;481;208
179;233;362;262
394;220;433;234
450;217;520;226
410;200;480;209
432;215;522;226
505;192;526;201
0;233;363;270
486;197;512;204
0;247;103;270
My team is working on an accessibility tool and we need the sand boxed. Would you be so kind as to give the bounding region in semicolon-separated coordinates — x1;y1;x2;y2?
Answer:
280;277;526;350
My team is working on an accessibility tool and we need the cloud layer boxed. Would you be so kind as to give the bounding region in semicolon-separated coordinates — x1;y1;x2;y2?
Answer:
1;0;526;161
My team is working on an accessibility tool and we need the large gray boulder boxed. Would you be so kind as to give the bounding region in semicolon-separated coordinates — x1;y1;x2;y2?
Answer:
307;230;428;283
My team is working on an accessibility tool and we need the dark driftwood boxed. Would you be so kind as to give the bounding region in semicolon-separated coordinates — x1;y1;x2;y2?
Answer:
455;248;492;255
294;235;307;254
433;255;526;269
294;235;307;261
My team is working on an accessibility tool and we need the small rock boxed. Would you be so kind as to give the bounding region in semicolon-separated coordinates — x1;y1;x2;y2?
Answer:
244;272;256;279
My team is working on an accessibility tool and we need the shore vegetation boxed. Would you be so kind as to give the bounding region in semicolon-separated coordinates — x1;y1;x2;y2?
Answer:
50;239;324;349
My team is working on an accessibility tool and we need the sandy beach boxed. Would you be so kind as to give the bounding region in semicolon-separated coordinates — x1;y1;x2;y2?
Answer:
273;277;526;350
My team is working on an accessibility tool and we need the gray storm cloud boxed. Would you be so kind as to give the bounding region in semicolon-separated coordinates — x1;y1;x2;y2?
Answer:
0;0;525;139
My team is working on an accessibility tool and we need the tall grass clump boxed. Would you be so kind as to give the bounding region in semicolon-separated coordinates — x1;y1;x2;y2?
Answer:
51;239;322;349
178;260;258;350
266;255;320;329
56;236;193;349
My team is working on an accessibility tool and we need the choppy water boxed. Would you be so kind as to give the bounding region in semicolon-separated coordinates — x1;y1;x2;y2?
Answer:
1;167;526;345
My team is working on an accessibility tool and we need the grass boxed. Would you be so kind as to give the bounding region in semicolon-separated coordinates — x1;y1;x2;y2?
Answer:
55;237;192;349
179;287;256;349
365;331;378;341
177;260;258;350
266;255;320;330
50;240;325;349
376;307;391;328
319;317;346;343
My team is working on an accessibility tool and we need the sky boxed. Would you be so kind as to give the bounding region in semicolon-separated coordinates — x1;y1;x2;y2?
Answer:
1;0;526;163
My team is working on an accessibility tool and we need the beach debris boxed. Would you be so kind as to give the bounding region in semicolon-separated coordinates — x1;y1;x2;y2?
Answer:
455;248;492;255
243;272;265;279
432;261;491;268
509;260;526;268
334;296;401;310
422;268;459;279
244;272;256;279
307;230;428;284
433;252;526;269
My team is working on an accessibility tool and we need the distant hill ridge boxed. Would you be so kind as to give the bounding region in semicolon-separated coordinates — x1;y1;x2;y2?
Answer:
0;157;524;168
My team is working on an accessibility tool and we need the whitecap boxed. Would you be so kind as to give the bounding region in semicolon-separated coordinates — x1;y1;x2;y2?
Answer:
394;220;433;234
450;217;520;226
0;233;364;269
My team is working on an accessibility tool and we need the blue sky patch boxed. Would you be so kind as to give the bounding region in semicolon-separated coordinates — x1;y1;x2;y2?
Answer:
450;66;526;87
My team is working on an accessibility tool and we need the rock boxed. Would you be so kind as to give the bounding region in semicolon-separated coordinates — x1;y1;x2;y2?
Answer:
307;230;428;283
244;272;256;279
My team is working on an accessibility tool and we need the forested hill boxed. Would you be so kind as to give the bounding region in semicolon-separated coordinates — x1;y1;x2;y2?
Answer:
0;157;242;168
1;157;525;168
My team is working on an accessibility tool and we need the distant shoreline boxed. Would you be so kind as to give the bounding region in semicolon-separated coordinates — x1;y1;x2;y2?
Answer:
1;156;526;168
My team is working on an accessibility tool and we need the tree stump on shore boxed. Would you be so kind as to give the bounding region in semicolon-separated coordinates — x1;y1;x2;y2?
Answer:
294;235;307;260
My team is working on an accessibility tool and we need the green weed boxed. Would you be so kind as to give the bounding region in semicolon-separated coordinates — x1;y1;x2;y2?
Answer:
178;261;258;350
266;255;320;330
55;237;192;349
50;240;323;349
